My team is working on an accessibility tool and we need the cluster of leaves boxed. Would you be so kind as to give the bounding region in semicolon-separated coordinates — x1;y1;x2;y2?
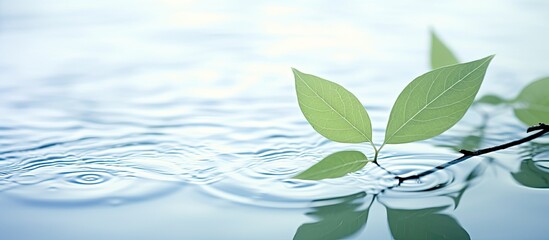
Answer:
292;31;548;181
432;31;549;126
293;49;493;179
290;32;548;239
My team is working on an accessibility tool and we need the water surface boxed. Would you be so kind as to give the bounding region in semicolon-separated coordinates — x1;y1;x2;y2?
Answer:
1;0;548;239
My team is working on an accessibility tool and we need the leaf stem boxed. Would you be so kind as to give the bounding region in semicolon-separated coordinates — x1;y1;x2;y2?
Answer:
373;144;385;163
371;142;378;156
395;123;548;182
373;150;379;163
371;143;399;177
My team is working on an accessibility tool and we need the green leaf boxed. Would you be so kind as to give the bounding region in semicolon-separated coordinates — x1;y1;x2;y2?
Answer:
475;94;508;105
384;55;494;144
513;77;549;126
294;151;369;180
386;206;470;240
431;30;459;69
293;68;373;144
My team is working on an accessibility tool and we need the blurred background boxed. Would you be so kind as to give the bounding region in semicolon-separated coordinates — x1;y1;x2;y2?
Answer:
1;1;548;239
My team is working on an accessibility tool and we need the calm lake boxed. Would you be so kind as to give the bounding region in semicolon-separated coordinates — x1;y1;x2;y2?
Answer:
1;1;548;239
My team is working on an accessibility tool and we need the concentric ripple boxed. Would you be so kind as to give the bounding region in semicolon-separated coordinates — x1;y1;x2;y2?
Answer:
64;171;112;185
372;151;487;199
384;160;455;193
1;167;182;206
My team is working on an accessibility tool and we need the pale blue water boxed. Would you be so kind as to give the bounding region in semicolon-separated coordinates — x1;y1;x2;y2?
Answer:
1;1;548;239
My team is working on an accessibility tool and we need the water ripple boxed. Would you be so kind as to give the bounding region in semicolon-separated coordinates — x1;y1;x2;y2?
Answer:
64;171;112;185
2;167;182;207
0;69;532;208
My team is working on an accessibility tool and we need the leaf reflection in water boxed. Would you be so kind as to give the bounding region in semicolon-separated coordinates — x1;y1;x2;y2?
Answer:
386;206;470;240
512;159;549;188
512;143;549;188
293;192;372;240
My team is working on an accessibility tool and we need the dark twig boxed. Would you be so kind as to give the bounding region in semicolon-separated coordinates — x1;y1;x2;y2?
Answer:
396;123;548;183
372;160;399;177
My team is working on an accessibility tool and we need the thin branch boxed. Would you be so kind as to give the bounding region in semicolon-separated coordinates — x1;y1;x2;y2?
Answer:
372;160;399;177
396;123;548;182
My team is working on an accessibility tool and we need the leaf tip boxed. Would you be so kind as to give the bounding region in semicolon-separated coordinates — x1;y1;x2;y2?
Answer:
485;54;496;61
478;54;495;66
467;54;495;67
429;28;437;37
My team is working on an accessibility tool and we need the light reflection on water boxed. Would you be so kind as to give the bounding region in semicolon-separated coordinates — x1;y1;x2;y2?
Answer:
0;0;548;239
